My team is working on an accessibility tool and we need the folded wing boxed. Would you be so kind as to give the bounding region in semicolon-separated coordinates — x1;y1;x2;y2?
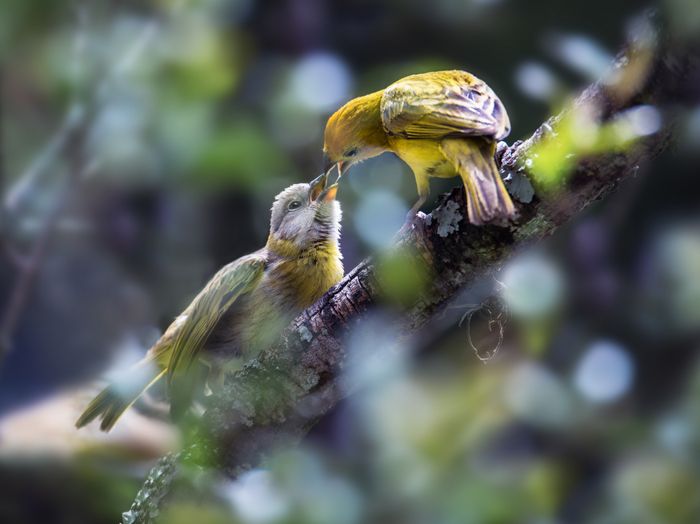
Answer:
380;71;510;141
166;252;267;380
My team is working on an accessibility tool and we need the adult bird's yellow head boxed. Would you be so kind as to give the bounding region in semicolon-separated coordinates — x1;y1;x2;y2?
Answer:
323;90;389;177
267;173;341;254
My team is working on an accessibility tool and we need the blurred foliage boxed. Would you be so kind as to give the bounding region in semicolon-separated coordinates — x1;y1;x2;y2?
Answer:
527;103;661;192
375;246;431;307
194;119;294;188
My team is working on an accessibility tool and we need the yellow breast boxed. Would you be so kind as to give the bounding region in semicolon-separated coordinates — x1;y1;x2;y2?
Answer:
388;137;455;179
280;244;343;308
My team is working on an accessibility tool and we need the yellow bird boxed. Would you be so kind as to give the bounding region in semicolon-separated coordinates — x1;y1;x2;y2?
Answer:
323;70;516;225
76;175;342;431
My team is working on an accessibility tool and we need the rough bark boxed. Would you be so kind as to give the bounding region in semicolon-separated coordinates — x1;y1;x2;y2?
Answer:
122;33;700;524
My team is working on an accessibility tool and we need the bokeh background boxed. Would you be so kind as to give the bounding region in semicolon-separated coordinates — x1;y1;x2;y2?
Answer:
1;0;700;523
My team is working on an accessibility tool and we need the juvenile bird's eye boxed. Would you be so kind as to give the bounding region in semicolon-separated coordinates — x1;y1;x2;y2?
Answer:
345;148;358;158
288;200;302;211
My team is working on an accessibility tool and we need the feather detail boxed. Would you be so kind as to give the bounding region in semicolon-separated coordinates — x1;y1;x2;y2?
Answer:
380;70;510;140
440;139;516;225
166;253;266;380
75;360;165;431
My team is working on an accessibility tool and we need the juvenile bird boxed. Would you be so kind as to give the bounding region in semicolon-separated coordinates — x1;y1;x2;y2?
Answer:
323;70;516;226
76;176;342;431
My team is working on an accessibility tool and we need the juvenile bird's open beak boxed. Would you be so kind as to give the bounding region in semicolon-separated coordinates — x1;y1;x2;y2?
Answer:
319;183;338;202
309;172;328;202
309;171;338;202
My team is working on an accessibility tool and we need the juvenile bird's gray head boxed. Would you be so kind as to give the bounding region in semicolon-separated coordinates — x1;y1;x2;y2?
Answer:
268;175;341;251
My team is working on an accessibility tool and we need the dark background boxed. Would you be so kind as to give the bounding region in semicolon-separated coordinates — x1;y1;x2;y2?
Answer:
1;0;699;523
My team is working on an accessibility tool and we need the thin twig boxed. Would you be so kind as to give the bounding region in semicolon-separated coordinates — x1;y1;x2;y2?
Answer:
0;156;101;356
3;104;86;213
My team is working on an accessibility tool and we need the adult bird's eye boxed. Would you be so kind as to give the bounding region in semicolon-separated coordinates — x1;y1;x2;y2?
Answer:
288;200;302;211
345;148;358;158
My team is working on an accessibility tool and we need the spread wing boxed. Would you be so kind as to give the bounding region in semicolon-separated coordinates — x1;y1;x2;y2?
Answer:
165;251;267;379
380;71;510;140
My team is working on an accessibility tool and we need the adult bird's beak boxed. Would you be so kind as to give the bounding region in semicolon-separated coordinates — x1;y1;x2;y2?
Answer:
336;161;345;181
309;171;328;202
322;153;335;176
322;154;347;183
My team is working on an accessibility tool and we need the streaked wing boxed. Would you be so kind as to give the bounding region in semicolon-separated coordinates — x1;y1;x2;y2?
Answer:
380;71;510;140
166;252;267;379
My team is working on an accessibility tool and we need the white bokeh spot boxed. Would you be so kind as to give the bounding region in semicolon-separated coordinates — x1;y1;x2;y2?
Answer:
574;340;634;403
225;469;290;523
289;52;352;113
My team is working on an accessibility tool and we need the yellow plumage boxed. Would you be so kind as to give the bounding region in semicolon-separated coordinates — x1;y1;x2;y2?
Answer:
77;178;342;431
323;70;516;225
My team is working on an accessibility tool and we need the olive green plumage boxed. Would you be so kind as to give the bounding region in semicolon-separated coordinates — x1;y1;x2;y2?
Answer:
76;177;342;431
323;70;516;225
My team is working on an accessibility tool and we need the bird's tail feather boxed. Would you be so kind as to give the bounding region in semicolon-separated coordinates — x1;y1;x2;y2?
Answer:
76;360;166;432
441;139;516;225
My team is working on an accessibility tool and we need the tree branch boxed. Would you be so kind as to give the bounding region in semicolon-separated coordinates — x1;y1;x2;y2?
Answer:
122;32;700;524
